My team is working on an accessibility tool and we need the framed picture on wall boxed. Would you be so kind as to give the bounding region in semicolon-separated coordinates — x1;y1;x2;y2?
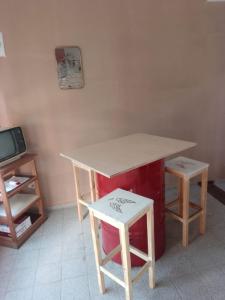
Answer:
55;46;84;89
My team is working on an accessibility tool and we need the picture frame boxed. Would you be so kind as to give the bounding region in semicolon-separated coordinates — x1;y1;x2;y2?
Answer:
55;46;84;89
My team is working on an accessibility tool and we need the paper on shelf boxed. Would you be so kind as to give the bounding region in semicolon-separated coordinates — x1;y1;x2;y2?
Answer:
4;176;30;192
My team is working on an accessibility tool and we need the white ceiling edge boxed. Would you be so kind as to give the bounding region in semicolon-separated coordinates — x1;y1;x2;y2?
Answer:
207;0;225;2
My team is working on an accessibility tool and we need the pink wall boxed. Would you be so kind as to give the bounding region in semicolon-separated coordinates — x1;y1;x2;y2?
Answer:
0;1;225;207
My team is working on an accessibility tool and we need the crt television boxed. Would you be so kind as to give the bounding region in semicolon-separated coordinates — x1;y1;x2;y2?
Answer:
0;127;26;167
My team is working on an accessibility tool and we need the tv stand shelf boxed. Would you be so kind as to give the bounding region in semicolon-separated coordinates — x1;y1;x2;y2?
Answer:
0;154;47;248
5;176;37;198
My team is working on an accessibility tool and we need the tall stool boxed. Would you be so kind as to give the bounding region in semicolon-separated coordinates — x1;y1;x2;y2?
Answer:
165;156;209;247
88;188;155;300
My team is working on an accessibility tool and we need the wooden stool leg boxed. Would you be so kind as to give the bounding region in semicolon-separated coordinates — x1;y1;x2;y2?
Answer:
200;169;208;234
182;178;190;247
73;165;83;222
89;212;105;294
94;172;99;199
119;225;132;300
88;170;96;203
147;208;155;288
178;177;183;217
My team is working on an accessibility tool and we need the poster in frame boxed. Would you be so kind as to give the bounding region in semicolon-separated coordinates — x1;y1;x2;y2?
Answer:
55;46;84;89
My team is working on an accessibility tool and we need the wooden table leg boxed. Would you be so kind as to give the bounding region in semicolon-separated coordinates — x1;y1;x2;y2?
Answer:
72;164;83;222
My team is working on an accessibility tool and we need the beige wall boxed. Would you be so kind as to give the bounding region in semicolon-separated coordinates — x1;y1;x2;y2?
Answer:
0;0;225;207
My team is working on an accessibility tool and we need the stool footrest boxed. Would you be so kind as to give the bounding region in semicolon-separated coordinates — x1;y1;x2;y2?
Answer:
166;207;202;224
188;210;202;223
132;261;151;284
189;201;201;210
166;199;179;208
78;192;92;207
100;266;125;288
129;245;150;262
102;244;121;266
165;209;183;223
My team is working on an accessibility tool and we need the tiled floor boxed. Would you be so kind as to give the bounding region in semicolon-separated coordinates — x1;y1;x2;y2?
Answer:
0;184;225;300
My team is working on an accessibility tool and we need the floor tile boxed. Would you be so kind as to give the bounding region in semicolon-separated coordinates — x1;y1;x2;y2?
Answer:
61;276;90;300
133;276;181;300
172;273;212;300
17;234;42;251
63;206;77;220
198;264;225;290
0;254;17;274
39;246;62;265
7;268;35;291
62;243;85;261
0;272;11;290
13;249;39;271
4;288;33;300
33;282;61;300
62;257;87;279
35;263;61;285
40;232;62;249
0;288;6;300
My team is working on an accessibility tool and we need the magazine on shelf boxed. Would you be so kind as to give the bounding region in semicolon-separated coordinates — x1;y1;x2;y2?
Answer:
4;176;30;192
0;214;32;237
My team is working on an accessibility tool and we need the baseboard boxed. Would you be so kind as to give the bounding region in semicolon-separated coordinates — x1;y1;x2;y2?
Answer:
47;202;76;211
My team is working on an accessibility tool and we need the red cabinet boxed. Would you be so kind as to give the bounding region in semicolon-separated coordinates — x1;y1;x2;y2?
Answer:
97;159;165;266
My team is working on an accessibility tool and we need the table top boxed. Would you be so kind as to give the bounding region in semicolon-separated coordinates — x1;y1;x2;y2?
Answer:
60;133;196;178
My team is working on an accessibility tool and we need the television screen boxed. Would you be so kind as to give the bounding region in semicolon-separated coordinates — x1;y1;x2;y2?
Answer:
0;131;16;160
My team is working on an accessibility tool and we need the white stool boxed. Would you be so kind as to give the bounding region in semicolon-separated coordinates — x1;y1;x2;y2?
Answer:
165;156;209;247
88;188;155;300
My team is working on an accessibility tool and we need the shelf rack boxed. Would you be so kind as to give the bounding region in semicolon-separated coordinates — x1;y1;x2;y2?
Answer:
0;153;47;248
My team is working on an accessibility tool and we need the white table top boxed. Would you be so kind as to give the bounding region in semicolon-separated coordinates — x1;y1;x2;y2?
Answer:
60;133;196;178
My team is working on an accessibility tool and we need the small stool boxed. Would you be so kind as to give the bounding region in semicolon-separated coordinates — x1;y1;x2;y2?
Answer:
165;156;209;247
88;188;155;300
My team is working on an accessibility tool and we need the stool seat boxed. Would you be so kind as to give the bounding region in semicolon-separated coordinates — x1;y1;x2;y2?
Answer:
89;188;153;226
88;188;155;300
165;156;209;179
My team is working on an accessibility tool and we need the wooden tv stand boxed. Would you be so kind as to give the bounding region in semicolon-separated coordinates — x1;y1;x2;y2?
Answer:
0;154;47;248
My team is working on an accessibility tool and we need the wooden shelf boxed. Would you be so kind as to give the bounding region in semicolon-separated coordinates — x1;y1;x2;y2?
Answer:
6;176;37;198
0;193;40;221
0;154;36;176
0;213;47;248
0;153;46;248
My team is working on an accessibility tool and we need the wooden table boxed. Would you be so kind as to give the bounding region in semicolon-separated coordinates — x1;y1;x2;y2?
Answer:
61;133;196;264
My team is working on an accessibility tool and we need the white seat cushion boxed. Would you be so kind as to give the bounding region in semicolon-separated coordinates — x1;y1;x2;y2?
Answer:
88;188;153;227
165;156;209;179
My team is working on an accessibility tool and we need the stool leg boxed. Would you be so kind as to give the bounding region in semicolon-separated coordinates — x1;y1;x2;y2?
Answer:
119;225;132;300
178;177;183;217
89;212;105;294
182;178;190;247
94;172;99;199
88;170;97;203
200;169;208;235
147;208;155;288
73;165;83;222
